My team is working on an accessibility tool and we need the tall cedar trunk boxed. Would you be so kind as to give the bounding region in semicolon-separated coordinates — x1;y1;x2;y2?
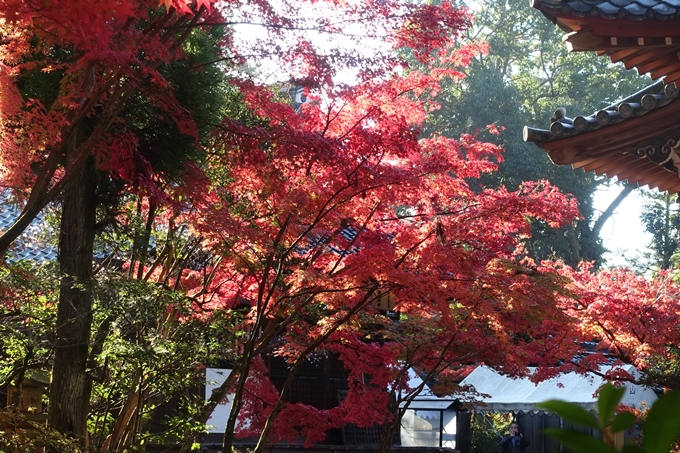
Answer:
48;156;97;445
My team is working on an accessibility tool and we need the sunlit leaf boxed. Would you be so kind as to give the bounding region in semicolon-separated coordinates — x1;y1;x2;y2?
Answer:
597;383;625;428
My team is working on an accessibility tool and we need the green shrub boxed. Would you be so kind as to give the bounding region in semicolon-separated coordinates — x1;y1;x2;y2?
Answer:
538;383;680;453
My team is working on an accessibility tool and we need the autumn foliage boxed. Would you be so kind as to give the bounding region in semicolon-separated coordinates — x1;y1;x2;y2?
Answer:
0;0;633;450
550;263;680;388
177;51;585;447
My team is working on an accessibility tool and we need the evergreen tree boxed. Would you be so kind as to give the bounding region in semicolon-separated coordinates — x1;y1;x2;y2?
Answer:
427;0;650;266
638;191;680;271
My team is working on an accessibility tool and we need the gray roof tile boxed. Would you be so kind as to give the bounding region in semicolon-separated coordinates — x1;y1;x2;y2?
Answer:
610;0;634;7
0;196;58;263
525;81;680;144
624;3;650;14
570;0;595;10
599;1;626;13
535;0;680;19
652;2;677;13
637;0;662;7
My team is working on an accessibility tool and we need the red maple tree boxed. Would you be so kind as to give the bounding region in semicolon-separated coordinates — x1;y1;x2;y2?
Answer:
175;58;583;450
553;263;680;388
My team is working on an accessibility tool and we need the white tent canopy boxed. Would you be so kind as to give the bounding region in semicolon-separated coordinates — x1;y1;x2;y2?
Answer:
459;365;658;413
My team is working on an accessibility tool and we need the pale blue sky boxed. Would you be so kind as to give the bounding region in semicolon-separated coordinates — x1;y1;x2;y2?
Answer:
594;182;652;268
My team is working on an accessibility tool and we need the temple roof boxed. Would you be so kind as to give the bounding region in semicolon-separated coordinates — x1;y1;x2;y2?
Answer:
526;0;680;194
0;199;57;262
532;0;680;84
534;0;680;21
524;81;680;194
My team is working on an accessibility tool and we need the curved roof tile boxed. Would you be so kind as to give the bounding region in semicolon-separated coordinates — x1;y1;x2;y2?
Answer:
652;2;677;13
535;0;680;19
524;81;678;144
570;0;594;10
624;3;649;15
610;0;634;7
601;2;626;13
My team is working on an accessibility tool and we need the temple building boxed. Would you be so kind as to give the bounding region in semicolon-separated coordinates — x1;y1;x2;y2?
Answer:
523;0;680;195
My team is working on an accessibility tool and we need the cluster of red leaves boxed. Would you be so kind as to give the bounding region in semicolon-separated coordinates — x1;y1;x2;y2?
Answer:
394;2;472;63
0;0;477;242
0;0;210;202
183;55;583;441
550;263;680;371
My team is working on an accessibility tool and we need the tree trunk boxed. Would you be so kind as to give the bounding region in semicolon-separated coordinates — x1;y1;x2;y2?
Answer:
48;156;97;446
252;359;303;453
565;223;581;267
222;345;257;452
377;396;399;453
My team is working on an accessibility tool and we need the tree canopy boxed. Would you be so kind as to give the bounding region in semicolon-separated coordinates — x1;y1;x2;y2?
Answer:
425;0;651;267
1;0;677;451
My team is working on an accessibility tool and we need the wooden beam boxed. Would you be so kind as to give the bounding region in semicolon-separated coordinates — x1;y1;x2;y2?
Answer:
571;157;599;170
546;147;590;166
599;160;647;181
611;158;664;183
640;173;680;192
622;47;675;70
582;158;614;174
580;153;637;174
592;156;647;177
663;70;680;85
655;177;680;193
633;168;677;190
651;61;680;80
554;15;680;38
569;139;648;158
643;175;679;192
564;30;609;52
569;35;680;52
608;48;641;63
634;52;679;75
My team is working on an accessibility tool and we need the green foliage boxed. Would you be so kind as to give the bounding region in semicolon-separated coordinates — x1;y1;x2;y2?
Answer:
426;0;651;266
122;25;234;180
0;261;58;390
15;45;72;109
538;383;680;453
87;273;242;447
0;253;243;449
0;410;83;453
637;191;680;271
640;347;680;392
470;412;512;453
